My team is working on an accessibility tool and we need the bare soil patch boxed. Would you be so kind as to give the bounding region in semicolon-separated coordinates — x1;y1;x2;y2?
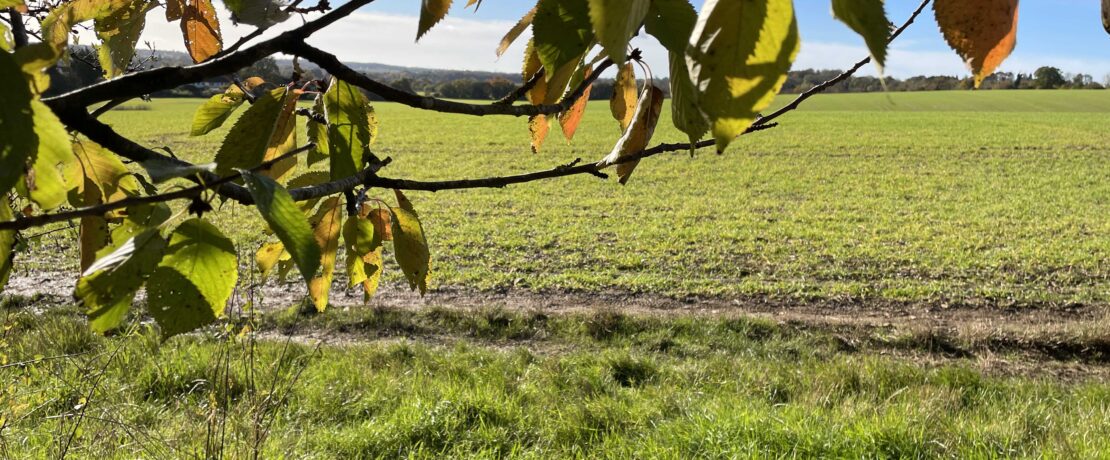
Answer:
8;270;1110;378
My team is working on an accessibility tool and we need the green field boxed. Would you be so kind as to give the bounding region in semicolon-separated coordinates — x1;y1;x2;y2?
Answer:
4;304;1110;458
6;90;1110;457
52;90;1108;307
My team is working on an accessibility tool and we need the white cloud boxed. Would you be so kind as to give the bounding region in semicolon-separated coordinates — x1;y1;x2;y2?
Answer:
78;8;1110;81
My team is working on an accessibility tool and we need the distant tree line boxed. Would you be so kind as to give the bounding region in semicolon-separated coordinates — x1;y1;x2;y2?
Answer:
44;47;1107;101
782;66;1104;93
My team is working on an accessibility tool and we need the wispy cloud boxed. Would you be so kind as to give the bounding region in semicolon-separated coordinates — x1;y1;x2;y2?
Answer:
79;9;1110;81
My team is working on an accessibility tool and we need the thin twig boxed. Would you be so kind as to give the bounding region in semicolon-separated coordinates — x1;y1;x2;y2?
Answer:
0;145;315;232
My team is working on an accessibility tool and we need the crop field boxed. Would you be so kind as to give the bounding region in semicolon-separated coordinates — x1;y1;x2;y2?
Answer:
5;90;1110;457
21;89;1110;307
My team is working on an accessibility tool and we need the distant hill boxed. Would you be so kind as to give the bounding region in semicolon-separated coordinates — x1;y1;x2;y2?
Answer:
272;58;524;85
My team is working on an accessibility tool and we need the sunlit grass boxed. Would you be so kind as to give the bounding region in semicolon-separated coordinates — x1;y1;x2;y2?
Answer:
21;90;1110;307
4;303;1110;458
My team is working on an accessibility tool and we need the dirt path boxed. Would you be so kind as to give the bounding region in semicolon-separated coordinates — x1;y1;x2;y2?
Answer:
8;270;1110;378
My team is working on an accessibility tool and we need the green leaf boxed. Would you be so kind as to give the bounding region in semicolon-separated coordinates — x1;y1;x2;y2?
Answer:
533;0;594;79
0;196;15;295
305;94;330;166
68;139;141;210
0;50;37;198
687;0;799;152
24;100;76;210
139;159;216;183
76;228;166;334
147;218;238;338
831;0;890;70
417;0;453;41
323;78;372;180
224;0;289;27
241;171;321;284
191;86;247;136
214;87;296;178
0;22;13;52
668;51;708;149
644;0;697;54
586;0;649;64
95;0;156;78
390;190;430;295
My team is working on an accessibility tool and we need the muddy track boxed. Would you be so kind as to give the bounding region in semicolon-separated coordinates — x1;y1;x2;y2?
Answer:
8;270;1110;378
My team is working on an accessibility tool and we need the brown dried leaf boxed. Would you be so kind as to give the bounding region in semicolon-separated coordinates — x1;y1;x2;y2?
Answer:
933;0;1018;88
181;0;221;63
598;85;664;184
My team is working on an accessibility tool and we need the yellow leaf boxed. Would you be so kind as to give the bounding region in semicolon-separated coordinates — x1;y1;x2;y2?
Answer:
498;6;536;57
78;216;110;273
390;190;430;295
261;88;300;182
181;0;222;63
307;197;342;312
256;241;286;279
598;85;664;184
686;0;798;152
933;0;1018;88
528;115;549;154
95;0;156;78
609;63;637;132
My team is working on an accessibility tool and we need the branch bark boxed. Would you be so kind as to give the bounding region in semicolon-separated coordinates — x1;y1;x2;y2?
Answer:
10;0;933;233
287;42;616;117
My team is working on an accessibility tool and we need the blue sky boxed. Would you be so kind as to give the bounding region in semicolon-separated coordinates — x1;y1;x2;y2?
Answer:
353;0;1110;78
125;1;1110;79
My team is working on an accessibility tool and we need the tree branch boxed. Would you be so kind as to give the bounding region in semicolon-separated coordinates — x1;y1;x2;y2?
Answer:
494;68;544;105
0;145;315;232
42;0;379;113
15;0;933;234
288;42;617;117
7;8;28;48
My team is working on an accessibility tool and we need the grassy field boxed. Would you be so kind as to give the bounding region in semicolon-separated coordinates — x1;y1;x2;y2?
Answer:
4;302;1110;458
6;90;1110;457
22;89;1104;307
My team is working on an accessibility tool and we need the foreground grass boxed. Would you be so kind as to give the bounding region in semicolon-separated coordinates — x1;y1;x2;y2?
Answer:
15;90;1103;308
3;301;1110;458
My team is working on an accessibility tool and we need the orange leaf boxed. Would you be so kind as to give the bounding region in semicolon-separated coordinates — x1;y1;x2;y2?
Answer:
933;0;1018;88
559;67;593;141
365;207;393;242
181;0;222;63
